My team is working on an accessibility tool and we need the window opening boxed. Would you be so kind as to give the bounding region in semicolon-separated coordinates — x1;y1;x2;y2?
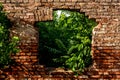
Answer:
36;10;97;73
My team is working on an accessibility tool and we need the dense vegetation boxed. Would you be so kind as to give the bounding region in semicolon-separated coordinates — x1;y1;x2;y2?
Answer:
37;10;97;73
0;4;19;68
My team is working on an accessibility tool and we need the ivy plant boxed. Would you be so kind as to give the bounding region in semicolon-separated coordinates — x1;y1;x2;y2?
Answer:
0;4;19;68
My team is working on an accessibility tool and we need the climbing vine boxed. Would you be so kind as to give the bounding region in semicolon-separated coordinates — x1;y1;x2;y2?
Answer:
0;4;19;68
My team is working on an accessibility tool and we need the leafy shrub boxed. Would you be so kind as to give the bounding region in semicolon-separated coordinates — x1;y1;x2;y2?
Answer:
37;10;97;73
0;4;19;68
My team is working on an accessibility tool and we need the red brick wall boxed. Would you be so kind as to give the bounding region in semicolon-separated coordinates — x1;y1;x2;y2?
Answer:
9;19;39;65
0;0;120;79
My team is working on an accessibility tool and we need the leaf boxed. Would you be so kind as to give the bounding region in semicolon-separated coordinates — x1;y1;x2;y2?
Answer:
67;18;73;24
0;42;2;47
55;39;67;52
61;55;69;59
67;45;77;54
78;44;83;51
45;46;62;54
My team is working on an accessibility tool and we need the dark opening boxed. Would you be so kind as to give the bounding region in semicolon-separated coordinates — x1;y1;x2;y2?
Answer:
36;10;97;72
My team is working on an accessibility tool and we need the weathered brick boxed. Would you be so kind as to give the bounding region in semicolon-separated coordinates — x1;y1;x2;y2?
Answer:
1;0;120;79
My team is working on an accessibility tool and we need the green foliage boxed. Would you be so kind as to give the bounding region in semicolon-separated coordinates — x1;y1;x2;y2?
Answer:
37;10;97;73
0;4;19;68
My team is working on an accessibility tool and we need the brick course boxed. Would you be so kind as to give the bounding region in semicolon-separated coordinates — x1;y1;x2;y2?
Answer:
0;0;120;79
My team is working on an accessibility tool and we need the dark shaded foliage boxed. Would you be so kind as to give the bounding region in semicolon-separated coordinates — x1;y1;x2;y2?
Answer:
37;10;97;72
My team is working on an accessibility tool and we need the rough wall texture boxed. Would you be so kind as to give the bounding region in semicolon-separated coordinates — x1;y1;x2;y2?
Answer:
0;0;120;79
10;19;39;65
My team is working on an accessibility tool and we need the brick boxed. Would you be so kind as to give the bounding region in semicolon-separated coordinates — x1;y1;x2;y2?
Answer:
23;0;29;3
90;75;101;79
20;52;26;55
0;0;5;3
109;71;120;75
2;0;120;80
113;75;120;78
42;0;47;2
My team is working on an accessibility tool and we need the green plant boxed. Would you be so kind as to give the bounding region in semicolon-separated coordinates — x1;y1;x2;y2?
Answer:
37;10;97;73
0;4;19;68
